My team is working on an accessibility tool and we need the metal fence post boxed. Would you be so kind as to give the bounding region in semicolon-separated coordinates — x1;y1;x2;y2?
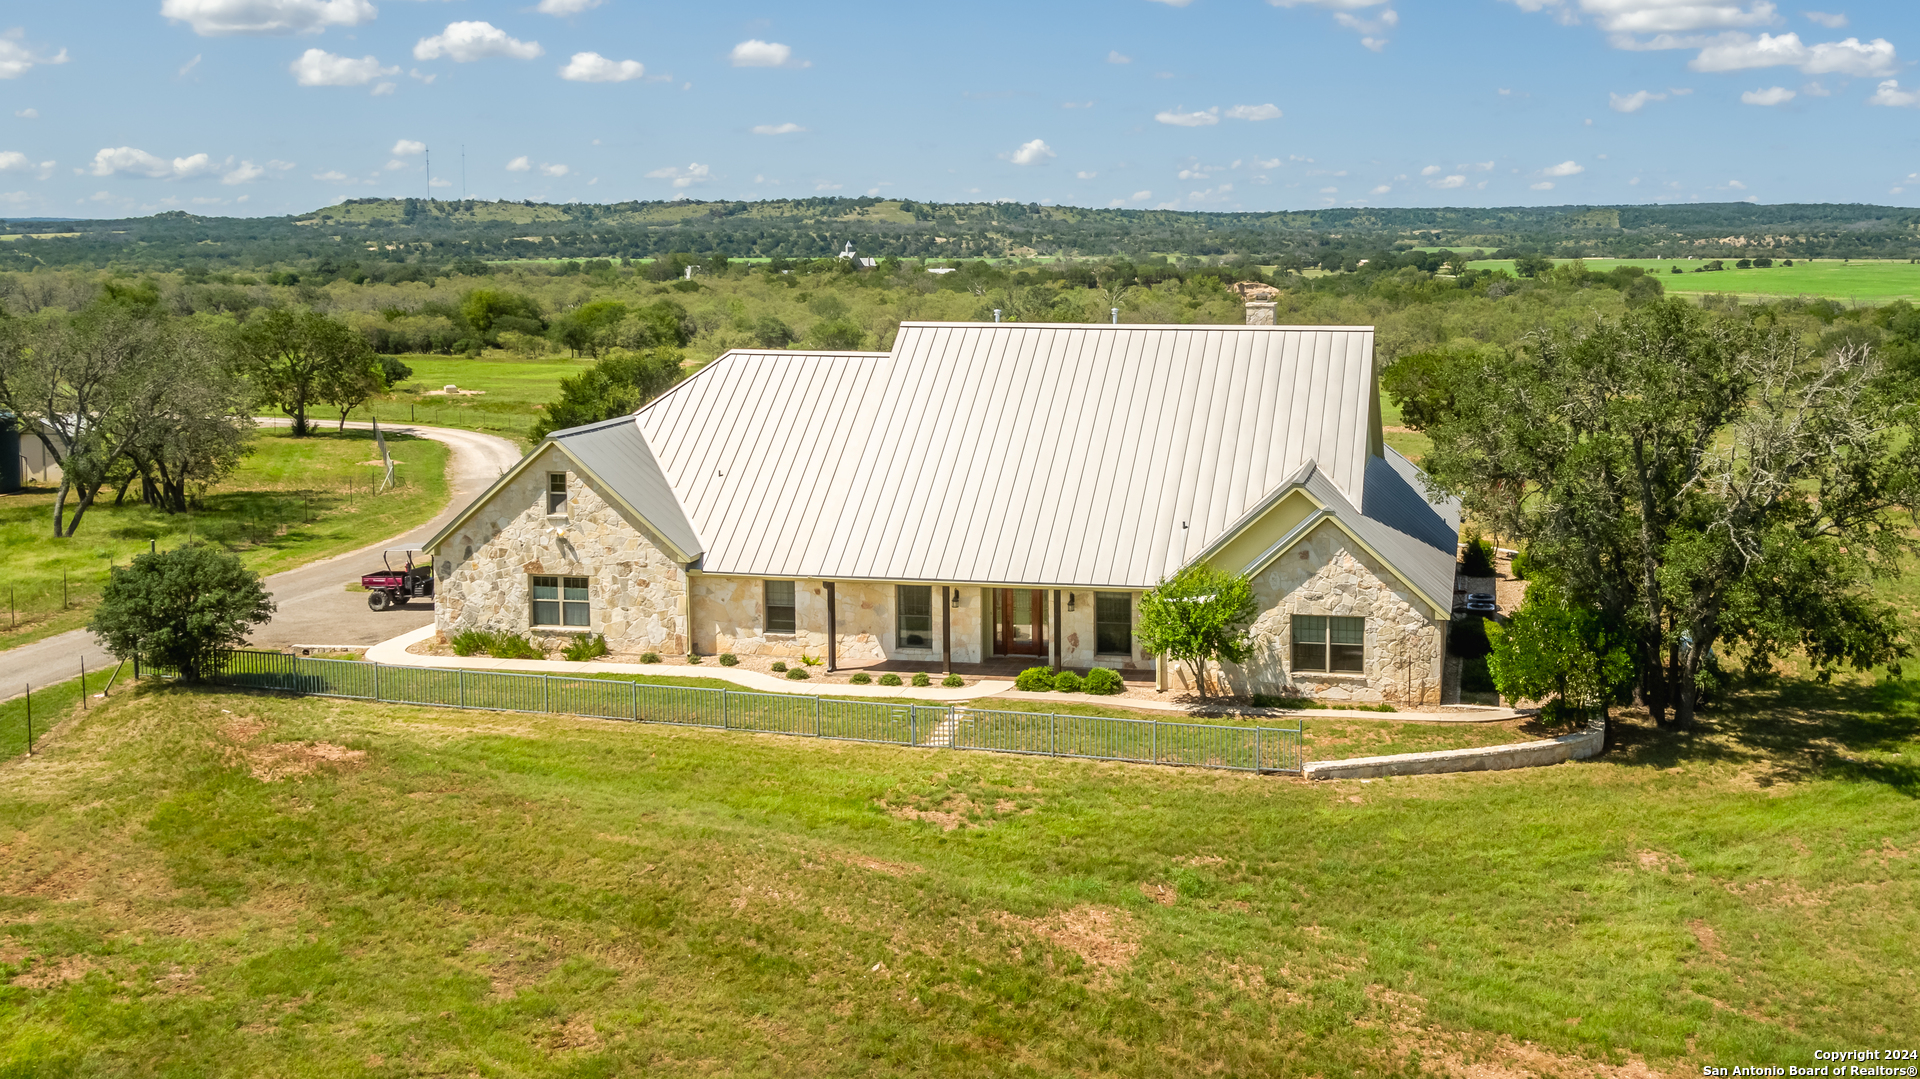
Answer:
910;706;917;746
543;674;551;714
459;669;466;709
814;696;821;737
1050;713;1057;757
1256;726;1263;774
374;662;381;702
1152;720;1158;764
630;678;637;721
722;690;729;730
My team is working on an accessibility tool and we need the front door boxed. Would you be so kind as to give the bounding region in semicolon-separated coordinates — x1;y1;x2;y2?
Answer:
996;589;1047;656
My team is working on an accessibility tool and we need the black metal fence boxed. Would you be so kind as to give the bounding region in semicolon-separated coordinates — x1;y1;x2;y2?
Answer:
201;650;1304;774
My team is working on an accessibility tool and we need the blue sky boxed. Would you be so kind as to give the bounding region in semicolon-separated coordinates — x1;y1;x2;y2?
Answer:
2;0;1917;218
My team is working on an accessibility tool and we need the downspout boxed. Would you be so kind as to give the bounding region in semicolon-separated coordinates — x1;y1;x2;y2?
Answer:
678;569;692;655
942;586;951;675
825;581;837;673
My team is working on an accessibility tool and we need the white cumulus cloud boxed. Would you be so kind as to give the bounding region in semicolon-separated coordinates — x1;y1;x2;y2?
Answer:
88;147;219;180
289;48;397;86
1155;106;1220;126
1742;84;1796;103
751;122;805;135
1803;10;1847;28
539;163;569;177
1690;32;1897;76
160;0;375;36
0;32;68;78
1531;181;1556;190
392;139;425;156
1867;79;1920;107
1006;139;1055;166
536;0;603;13
559;51;644;82
646;162;711;188
1430;174;1467;189
414;22;543;63
1541;160;1586;176
505;156;530;171
1610;89;1669;112
221;160;266;184
730;39;806;68
1225;103;1283;120
1107;50;1132;63
0;151;55;178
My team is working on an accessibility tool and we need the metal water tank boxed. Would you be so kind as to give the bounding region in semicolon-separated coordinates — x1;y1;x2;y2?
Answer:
0;413;20;494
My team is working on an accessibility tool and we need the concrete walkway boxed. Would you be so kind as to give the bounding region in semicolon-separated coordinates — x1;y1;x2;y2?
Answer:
361;625;1521;721
364;625;1018;702
2;421;521;704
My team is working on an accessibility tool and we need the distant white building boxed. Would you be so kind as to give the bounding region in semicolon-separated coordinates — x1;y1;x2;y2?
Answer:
836;241;878;269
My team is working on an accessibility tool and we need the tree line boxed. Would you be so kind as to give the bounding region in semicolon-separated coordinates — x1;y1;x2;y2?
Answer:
0;292;410;538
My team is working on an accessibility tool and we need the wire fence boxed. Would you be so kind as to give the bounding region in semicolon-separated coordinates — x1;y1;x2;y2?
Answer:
195;649;1304;774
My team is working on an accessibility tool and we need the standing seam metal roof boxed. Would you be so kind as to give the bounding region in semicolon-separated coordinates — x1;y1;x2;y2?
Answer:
621;323;1456;590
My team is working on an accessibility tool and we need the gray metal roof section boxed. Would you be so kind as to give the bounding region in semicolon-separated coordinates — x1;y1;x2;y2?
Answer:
549;414;705;560
1360;448;1461;555
1301;465;1458;612
636;325;1384;588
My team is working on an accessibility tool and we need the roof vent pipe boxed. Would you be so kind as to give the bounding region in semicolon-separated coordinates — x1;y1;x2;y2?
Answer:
993;309;1002;323
1110;307;1119;324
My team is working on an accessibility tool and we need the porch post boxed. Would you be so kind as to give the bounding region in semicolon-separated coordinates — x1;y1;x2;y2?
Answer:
1051;589;1062;669
942;586;952;675
825;581;838;672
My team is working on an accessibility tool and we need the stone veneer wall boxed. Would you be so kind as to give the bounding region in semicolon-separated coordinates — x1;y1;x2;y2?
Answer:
435;445;688;653
692;577;986;664
1175;521;1444;705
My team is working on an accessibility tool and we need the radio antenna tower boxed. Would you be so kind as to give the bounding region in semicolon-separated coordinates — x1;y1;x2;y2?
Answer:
424;145;431;201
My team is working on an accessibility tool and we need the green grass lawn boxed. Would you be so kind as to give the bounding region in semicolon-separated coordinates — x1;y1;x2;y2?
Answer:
0;428;448;652
1467;257;1920;305
2;672;1911;1076
344;352;588;444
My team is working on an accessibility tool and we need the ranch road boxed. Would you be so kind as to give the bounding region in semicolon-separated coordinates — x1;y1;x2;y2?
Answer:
2;421;523;701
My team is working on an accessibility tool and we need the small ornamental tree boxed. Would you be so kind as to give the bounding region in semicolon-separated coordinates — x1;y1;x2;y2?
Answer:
89;545;275;681
1137;564;1259;698
1486;581;1633;727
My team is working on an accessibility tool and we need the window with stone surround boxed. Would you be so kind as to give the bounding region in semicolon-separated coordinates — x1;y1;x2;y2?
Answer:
547;473;567;515
1291;615;1364;673
532;575;590;627
764;580;796;634
896;585;933;649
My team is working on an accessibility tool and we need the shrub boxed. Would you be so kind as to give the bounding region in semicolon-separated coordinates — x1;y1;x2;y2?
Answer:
849;672;873;684
561;634;609;662
685;652;702;664
878;673;903;686
1082;667;1124;695
450;629;488;657
942;673;964;687
800;654;822;667
911;672;931;687
639;652;661;664
1015;666;1056;692
786;667;809;680
1250;692;1302;709
771;660;788;672
489;633;540;659
1460;530;1496;577
1510;550;1532;580
89;544;274;681
1053;670;1084;693
719;653;739;666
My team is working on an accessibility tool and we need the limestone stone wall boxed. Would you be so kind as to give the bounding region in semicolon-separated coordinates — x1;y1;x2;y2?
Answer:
1053;590;1149;670
692;577;985;664
435;444;688;653
1174;521;1444;705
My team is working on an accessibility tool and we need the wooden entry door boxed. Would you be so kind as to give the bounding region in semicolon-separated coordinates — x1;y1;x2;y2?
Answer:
996;589;1047;656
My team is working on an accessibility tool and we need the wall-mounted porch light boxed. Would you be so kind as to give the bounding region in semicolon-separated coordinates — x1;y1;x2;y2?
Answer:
1066;592;1075;612
951;588;961;607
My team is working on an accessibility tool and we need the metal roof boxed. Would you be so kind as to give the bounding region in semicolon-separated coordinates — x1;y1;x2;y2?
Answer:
631;324;1439;589
549;414;705;561
1299;465;1458;613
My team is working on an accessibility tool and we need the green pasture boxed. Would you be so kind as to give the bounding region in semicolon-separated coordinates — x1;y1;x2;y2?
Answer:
0;668;1912;1076
0;427;448;652
350;353;588;442
1468;257;1920;304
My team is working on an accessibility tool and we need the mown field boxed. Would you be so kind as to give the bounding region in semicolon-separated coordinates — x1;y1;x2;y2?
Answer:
1467;257;1920;304
0;428;447;652
0;672;1912;1077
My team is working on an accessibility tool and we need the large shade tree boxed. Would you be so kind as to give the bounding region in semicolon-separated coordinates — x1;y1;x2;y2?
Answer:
1388;298;1919;727
231;309;382;437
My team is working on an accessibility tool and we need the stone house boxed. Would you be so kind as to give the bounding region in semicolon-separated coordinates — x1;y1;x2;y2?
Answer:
426;321;1462;704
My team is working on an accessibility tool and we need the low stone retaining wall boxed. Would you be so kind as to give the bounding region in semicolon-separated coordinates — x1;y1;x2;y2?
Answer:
1302;721;1603;780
